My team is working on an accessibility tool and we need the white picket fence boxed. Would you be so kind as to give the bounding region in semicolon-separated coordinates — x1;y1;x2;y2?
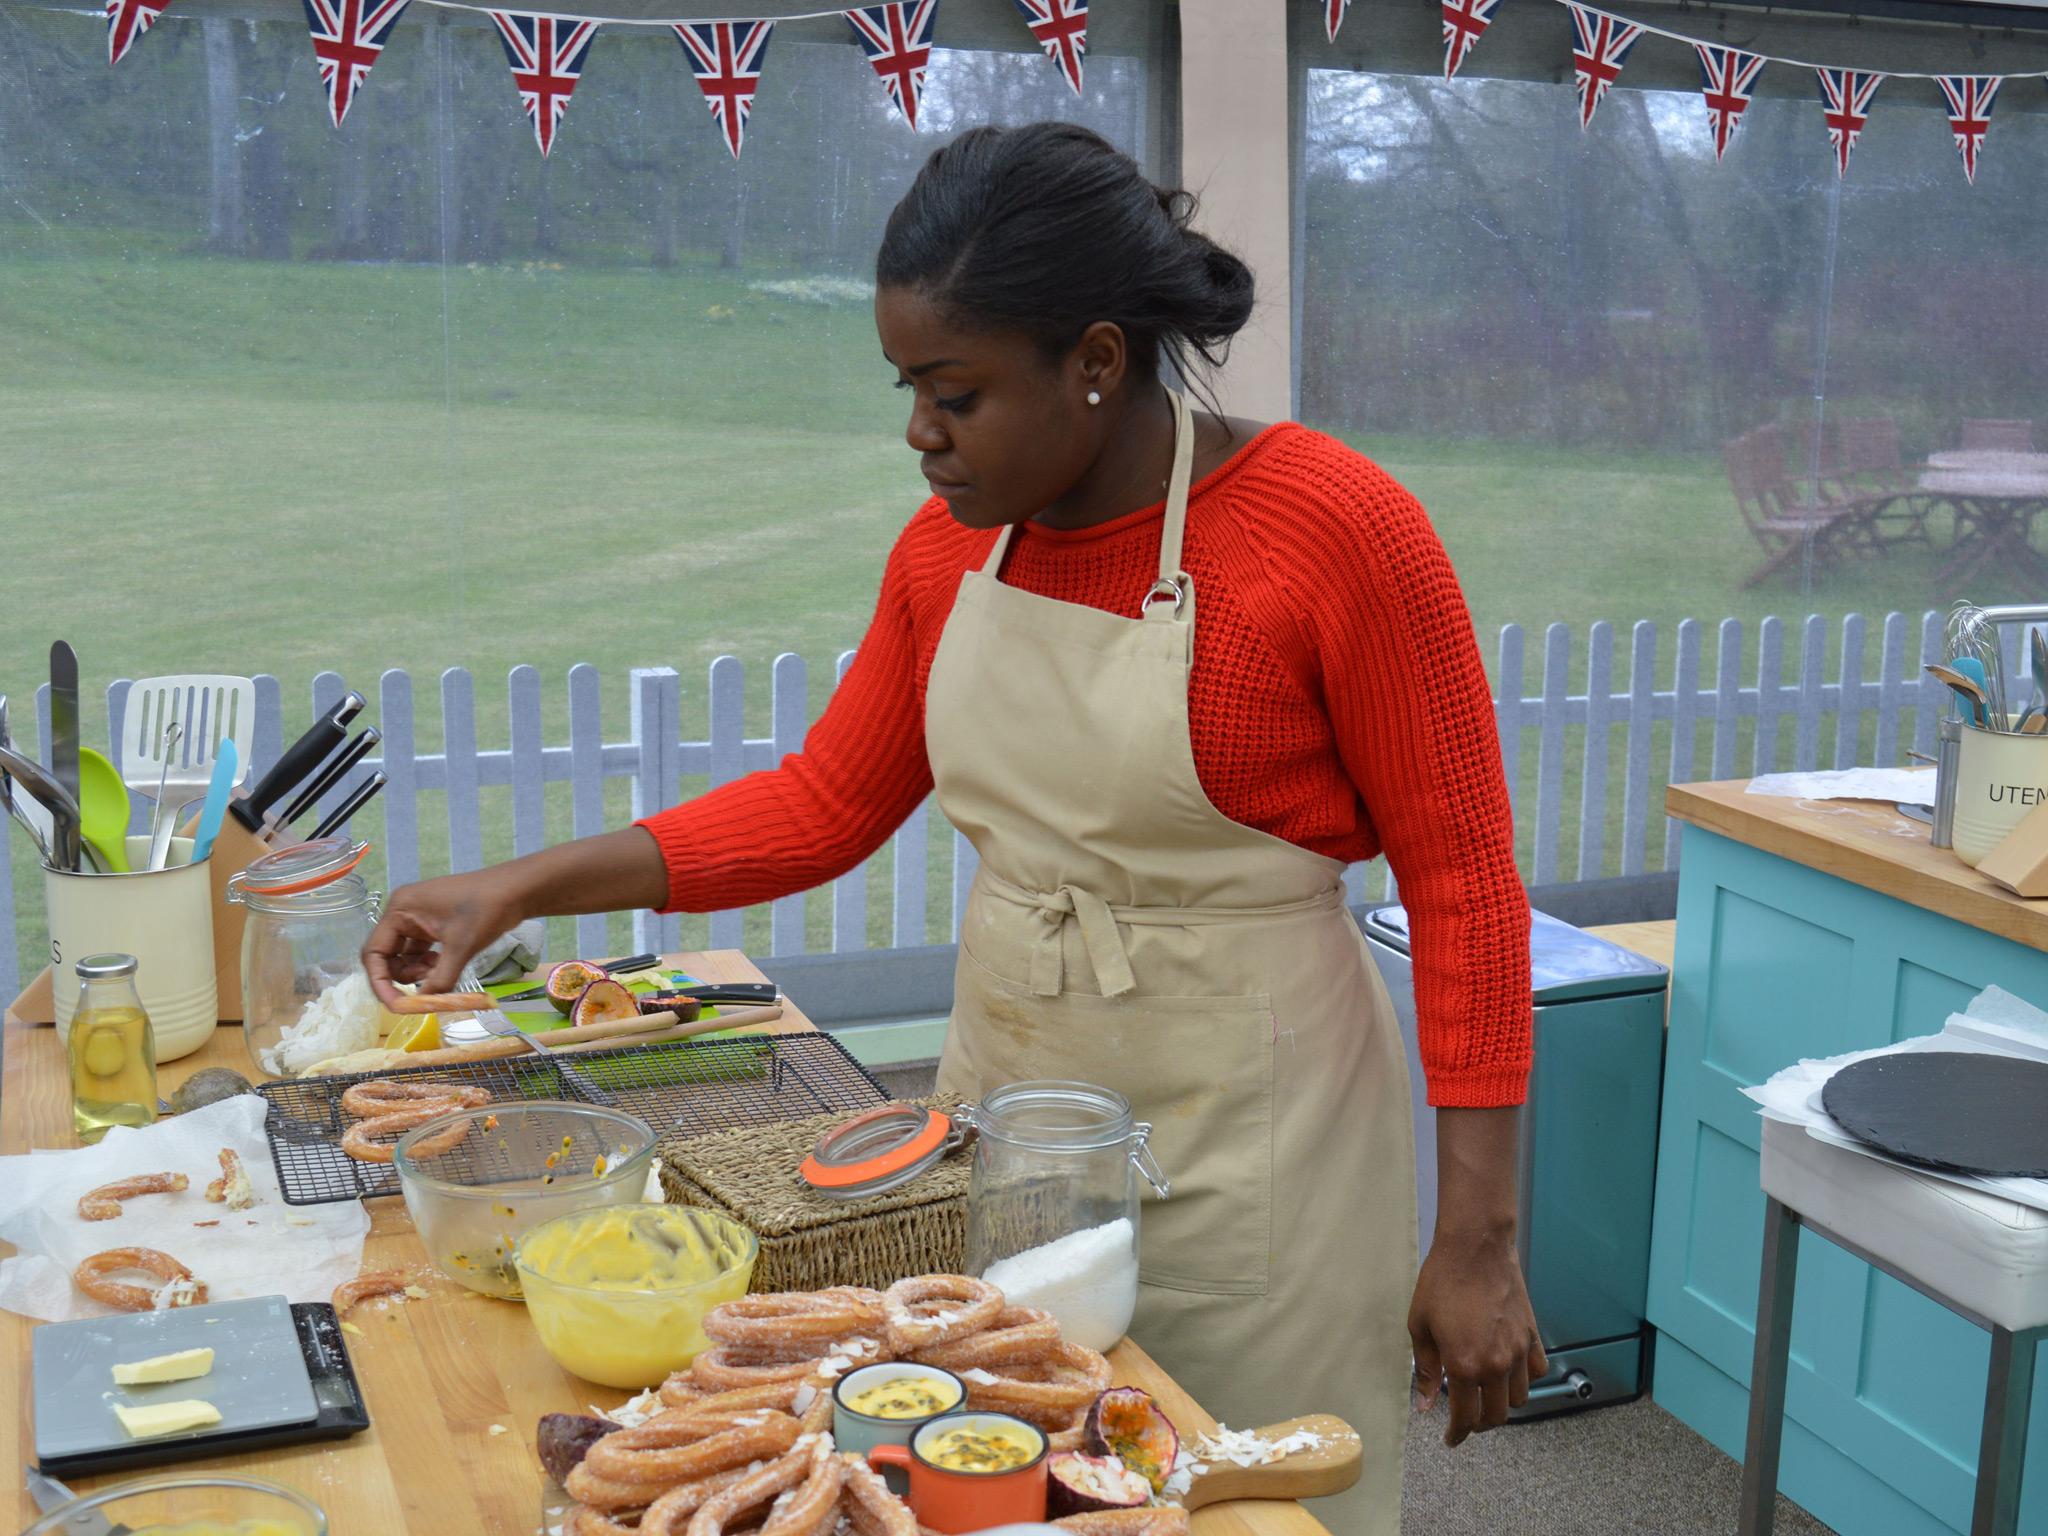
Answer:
3;609;1970;1001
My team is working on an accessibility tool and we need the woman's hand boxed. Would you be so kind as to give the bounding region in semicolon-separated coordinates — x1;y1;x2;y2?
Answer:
1408;1104;1547;1446
362;868;529;1004
360;828;672;1006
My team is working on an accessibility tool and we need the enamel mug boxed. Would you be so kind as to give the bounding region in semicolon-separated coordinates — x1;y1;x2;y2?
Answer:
833;1362;966;1479
868;1412;1049;1533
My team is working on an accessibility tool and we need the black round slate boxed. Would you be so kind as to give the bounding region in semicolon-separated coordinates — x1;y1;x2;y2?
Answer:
1821;1051;2048;1179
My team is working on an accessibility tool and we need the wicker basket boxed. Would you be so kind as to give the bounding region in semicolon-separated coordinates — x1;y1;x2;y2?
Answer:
657;1095;970;1294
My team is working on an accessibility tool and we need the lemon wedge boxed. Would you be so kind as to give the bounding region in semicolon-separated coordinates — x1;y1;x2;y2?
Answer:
388;1014;441;1052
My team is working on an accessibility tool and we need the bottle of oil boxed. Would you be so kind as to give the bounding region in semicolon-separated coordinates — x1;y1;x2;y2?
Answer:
69;953;158;1144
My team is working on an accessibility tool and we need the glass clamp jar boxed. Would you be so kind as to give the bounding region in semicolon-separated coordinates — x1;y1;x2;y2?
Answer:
960;1080;1170;1354
225;838;377;1078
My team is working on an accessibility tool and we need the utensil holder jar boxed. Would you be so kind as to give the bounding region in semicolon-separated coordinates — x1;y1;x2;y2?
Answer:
43;836;216;1059
1951;718;2048;867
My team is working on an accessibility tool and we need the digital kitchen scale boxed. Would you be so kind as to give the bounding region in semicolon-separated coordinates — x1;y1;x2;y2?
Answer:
33;1295;370;1478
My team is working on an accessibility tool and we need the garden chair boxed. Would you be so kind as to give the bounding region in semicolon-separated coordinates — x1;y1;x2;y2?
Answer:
1725;430;1855;588
1961;419;2034;452
1752;424;1883;558
1838;416;1935;549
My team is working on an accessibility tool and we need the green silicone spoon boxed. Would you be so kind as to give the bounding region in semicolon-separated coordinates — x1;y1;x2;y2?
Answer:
77;746;131;874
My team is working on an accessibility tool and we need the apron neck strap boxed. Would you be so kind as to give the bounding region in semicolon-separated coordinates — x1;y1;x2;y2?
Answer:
981;387;1199;596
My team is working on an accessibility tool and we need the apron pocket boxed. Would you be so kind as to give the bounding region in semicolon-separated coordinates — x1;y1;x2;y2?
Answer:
952;939;1277;1298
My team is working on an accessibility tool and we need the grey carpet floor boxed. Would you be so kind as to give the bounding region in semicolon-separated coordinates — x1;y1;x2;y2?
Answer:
869;1060;1834;1534
1402;1396;1834;1535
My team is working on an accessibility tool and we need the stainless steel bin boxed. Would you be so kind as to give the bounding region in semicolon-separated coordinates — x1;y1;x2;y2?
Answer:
1364;904;1668;1418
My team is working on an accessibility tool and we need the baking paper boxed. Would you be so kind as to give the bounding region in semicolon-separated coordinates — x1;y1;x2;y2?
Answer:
1743;984;2048;1210
1745;767;1937;805
0;1095;369;1322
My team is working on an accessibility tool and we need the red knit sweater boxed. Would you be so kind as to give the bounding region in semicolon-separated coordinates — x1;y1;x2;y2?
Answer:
640;424;1533;1108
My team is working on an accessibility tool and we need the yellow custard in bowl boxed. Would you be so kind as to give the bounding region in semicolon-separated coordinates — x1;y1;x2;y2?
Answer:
846;1375;963;1420
135;1524;308;1536
922;1420;1043;1472
515;1203;756;1388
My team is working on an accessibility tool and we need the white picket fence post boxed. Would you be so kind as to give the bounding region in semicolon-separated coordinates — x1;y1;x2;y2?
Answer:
4;610;1966;1002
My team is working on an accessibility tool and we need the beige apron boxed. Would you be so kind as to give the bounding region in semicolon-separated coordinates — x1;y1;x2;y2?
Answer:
927;391;1416;1532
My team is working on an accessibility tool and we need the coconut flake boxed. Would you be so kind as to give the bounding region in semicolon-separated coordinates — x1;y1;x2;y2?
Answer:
606;1388;664;1429
791;1383;819;1417
961;1368;1000;1385
149;1276;200;1311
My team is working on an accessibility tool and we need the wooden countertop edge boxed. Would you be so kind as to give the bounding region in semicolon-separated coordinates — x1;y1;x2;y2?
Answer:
1664;780;2048;954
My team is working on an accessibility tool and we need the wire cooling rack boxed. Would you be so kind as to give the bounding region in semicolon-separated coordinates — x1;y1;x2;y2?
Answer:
256;1032;891;1205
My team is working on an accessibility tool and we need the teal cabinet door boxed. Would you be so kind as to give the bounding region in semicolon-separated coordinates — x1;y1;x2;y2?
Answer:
1647;828;2048;1535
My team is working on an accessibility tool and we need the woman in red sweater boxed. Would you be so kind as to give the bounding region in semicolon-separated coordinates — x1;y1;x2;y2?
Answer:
365;122;1538;1527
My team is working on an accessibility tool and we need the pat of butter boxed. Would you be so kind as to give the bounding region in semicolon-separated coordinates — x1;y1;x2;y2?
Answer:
113;1398;222;1439
111;1347;215;1386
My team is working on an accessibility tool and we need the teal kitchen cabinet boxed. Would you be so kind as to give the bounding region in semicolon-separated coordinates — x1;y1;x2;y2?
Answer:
1649;782;2048;1535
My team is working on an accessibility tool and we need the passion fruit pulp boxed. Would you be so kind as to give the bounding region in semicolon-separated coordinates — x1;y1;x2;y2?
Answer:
638;991;704;1022
1046;1450;1154;1517
1082;1387;1180;1496
570;977;640;1028
545;960;605;1015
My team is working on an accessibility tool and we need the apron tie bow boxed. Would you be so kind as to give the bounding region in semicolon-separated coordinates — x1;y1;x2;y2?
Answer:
1027;884;1138;999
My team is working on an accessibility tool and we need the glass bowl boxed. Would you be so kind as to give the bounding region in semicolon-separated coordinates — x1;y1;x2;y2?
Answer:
515;1203;757;1389
21;1474;326;1536
394;1100;657;1299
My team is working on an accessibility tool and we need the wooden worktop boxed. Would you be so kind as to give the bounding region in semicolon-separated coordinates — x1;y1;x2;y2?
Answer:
1667;779;2048;953
2;951;1332;1536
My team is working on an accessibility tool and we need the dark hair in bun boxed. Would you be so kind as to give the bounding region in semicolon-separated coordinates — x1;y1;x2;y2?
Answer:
877;121;1254;390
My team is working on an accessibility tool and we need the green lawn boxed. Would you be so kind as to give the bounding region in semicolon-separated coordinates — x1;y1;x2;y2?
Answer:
3;246;2013;981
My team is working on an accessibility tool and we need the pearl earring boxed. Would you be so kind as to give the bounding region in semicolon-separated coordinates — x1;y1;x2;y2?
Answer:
1086;390;1102;406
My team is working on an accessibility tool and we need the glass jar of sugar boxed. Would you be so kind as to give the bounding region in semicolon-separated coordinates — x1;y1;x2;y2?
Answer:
961;1080;1170;1353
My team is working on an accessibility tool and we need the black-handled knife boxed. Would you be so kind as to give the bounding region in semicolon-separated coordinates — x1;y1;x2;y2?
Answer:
270;727;381;839
233;691;365;831
493;953;664;1001
309;770;385;841
499;981;781;1012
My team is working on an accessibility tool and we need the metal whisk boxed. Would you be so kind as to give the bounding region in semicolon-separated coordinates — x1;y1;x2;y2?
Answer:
1947;602;2012;728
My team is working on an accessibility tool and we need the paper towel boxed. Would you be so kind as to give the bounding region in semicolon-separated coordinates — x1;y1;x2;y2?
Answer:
0;1095;369;1322
1745;767;1937;805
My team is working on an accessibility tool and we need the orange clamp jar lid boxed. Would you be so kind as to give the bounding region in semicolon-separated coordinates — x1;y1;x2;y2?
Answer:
226;837;371;898
799;1103;964;1201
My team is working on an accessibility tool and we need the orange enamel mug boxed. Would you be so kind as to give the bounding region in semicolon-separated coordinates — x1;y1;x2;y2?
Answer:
867;1411;1049;1532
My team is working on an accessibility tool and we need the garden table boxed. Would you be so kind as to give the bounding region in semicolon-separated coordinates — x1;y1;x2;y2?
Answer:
1919;449;2048;595
1;951;1335;1536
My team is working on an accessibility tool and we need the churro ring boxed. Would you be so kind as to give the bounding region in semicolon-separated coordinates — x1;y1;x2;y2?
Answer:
332;1268;415;1316
881;1274;1002;1353
683;1435;841;1536
205;1148;255;1208
340;1107;473;1163
625;1465;760;1536
690;1346;840;1394
563;1507;649;1536
914;1305;1060;1370
77;1171;188;1221
340;1079;489;1118
658;1377;806;1418
702;1290;887;1352
74;1247;205;1312
958;1341;1113;1428
583;1409;802;1492
836;1456;919;1536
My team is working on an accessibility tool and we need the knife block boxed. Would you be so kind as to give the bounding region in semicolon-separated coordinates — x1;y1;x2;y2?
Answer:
1978;798;2048;898
6;807;293;1026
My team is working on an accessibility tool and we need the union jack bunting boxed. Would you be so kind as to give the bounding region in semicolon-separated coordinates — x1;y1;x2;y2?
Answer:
1937;74;2000;184
1325;0;1348;42
304;0;412;128
1814;67;1881;178
106;0;169;65
489;10;599;157
1442;0;1504;80
846;2;938;129
1693;43;1765;161
1012;0;1086;95
1565;5;1642;129
673;21;774;159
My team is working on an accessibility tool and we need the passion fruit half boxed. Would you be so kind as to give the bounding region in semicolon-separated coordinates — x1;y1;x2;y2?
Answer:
545;960;605;1015
536;1412;621;1484
1083;1387;1179;1496
638;991;704;1023
570;977;640;1028
1047;1450;1154;1517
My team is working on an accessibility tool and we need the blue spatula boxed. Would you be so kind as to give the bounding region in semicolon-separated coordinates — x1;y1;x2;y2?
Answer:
189;739;238;863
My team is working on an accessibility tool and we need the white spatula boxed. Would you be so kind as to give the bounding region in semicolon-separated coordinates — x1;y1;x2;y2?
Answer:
122;675;255;866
